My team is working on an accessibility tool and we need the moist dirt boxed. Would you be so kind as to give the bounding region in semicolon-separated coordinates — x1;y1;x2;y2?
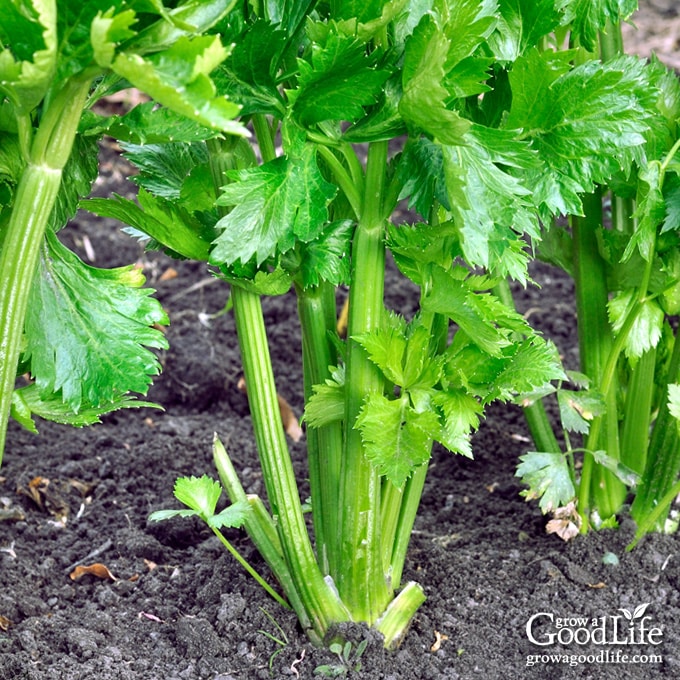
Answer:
2;4;680;678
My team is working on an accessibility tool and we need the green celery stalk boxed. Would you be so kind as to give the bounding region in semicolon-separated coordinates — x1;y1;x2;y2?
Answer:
231;284;349;642
337;140;391;622
631;331;680;529
296;282;344;576
0;78;91;464
207;130;348;643
573;190;625;527
620;349;656;476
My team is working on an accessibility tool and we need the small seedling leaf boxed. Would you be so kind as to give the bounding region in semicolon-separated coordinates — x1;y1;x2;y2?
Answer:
208;500;249;530
173;475;222;520
148;508;197;522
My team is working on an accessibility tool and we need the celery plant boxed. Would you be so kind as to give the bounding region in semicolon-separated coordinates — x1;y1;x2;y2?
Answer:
512;7;680;538
0;0;248;465
92;1;675;648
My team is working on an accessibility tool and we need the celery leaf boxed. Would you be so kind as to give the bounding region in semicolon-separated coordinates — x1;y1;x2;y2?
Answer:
290;32;389;126
399;15;471;145
82;187;213;261
24;231;168;412
507;51;657;217
0;0;56;113
11;383;160;430
516;451;576;513
489;0;560;61
112;35;245;134
211;145;336;266
356;394;440;487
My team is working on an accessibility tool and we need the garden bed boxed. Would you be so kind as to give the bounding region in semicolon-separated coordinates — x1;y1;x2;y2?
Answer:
2;2;680;678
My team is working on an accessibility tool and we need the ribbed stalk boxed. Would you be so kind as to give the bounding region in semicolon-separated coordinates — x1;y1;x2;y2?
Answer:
631;331;680;528
337;140;391;622
296;282;343;575
573;190;625;528
0;78;91;464
620;349;656;475
231;287;348;641
207;133;348;643
385;463;429;589
213;436;312;628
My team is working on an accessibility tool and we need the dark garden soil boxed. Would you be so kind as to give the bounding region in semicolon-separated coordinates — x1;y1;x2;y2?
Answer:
2;3;680;679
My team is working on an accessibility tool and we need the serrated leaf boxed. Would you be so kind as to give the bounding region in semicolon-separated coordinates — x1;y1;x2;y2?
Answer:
623;160;665;263
335;0;409;42
432;389;481;457
488;0;560;61
148;508;198;522
90;7;137;68
222;266;292;296
173;475;222;520
356;316;443;391
0;0;56;113
82;188;213;261
12;383;161;429
211;145;336;266
355;315;407;386
507;51;656;217
208;500;248;530
668;383;680;421
557;388;605;434
516;451;576;513
121;141;209;200
112;35;246;134
24;231;168;412
608;290;664;360
356;393;439;487
399;14;471;145
662;173;680;234
388;221;459;285
290;31;389;126
442;125;539;280
289;219;353;288
489;339;567;401
304;367;346;428
395;137;450;217
423;266;524;356
104;103;222;144
557;0;637;52
215;18;287;117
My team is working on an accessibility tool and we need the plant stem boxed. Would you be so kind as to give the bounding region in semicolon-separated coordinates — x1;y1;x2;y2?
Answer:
213;436;314;626
573;190;625;529
231;285;348;640
296;282;344;575
374;581;426;650
316;146;361;218
337;140;391;622
207;133;348;642
210;525;291;610
0;78;91;465
631;329;680;529
493;280;562;454
385;463;429;589
620;348;656;475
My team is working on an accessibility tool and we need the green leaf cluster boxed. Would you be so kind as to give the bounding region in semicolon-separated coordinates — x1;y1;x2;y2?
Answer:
1;1;246;441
